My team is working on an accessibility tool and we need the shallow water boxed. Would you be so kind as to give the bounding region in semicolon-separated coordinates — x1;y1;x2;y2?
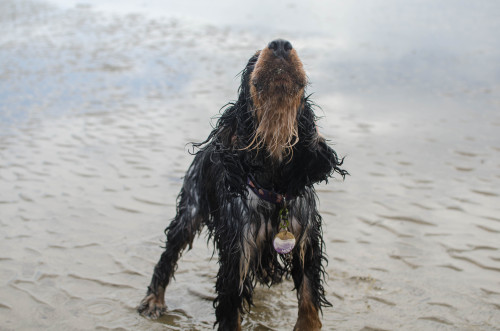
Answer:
1;0;499;330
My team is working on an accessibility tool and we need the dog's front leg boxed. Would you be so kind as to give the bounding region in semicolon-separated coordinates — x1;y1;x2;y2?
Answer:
213;247;247;331
293;274;322;331
291;234;328;331
138;184;204;318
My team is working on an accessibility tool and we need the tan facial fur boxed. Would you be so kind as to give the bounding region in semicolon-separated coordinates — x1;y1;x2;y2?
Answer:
249;47;307;161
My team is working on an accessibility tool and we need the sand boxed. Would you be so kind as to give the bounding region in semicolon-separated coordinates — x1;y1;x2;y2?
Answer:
1;0;499;330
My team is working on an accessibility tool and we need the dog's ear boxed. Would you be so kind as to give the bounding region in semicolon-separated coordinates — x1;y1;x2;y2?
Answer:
217;125;238;149
287;100;347;185
297;101;321;147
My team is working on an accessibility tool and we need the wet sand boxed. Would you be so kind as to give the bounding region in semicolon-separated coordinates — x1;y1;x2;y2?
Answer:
1;0;499;330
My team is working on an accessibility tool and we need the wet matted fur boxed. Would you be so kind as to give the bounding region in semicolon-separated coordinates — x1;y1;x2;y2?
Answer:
138;39;347;331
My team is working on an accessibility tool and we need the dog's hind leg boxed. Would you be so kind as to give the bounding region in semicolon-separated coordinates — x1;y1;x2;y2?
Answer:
138;179;205;318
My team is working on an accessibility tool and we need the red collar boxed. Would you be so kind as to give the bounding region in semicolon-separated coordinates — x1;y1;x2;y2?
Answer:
247;176;294;204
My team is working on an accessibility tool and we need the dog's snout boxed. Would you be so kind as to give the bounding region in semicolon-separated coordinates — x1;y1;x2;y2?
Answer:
268;39;293;59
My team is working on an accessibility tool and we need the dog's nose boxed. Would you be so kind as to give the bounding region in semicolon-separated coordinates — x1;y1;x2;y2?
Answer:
268;39;293;59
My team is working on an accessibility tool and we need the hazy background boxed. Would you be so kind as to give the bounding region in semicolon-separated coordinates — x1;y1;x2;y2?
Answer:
1;0;499;330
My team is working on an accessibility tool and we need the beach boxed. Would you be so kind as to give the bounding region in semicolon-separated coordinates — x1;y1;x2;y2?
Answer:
0;0;499;330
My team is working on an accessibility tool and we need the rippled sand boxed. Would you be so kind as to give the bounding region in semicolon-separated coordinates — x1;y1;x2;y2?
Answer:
1;1;499;330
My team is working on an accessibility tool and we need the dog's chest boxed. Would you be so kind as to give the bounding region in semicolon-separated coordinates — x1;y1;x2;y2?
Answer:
246;189;303;248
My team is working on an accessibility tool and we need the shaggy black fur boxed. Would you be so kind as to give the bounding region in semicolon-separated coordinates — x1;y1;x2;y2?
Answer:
138;40;347;331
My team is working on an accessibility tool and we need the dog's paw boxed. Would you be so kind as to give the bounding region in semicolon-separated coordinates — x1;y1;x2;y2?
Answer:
137;292;166;319
293;316;322;331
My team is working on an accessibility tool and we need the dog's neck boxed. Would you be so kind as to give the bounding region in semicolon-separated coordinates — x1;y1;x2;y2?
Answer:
246;151;293;197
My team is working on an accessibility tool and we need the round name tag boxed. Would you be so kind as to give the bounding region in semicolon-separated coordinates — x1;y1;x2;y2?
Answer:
273;230;296;254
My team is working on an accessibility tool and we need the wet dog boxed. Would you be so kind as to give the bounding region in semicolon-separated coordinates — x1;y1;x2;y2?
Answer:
138;39;346;330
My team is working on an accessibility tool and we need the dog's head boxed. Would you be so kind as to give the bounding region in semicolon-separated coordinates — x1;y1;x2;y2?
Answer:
245;39;307;161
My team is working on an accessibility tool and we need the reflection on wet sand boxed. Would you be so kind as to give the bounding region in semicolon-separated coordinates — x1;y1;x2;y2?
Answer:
1;0;499;330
